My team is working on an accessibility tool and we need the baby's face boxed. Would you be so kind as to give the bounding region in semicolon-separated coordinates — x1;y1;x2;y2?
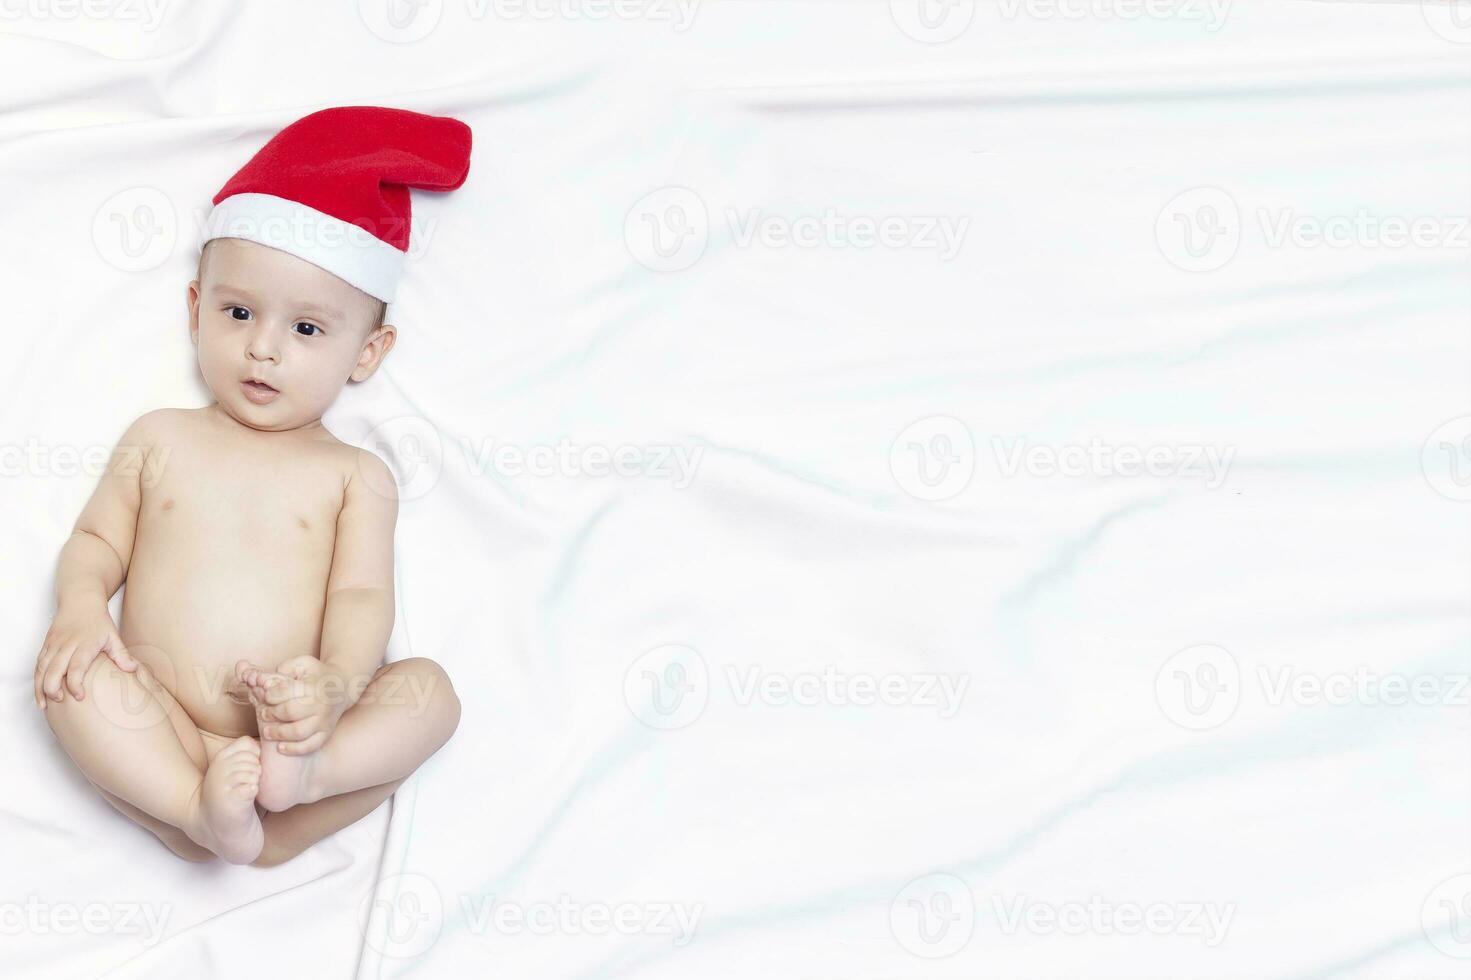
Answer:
188;238;394;432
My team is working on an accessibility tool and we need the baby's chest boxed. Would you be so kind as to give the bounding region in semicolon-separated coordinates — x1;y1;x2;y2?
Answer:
141;455;344;548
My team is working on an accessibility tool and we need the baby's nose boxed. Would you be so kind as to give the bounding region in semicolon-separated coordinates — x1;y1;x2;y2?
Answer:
244;326;281;362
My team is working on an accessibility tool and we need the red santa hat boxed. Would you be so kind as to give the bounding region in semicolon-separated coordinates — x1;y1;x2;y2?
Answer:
202;105;472;303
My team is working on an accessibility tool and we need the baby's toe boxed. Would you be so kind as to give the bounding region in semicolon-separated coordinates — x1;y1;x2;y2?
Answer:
230;754;261;775
227;779;258;800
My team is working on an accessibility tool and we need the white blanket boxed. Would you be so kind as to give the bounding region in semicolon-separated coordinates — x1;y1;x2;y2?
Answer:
3;2;1468;978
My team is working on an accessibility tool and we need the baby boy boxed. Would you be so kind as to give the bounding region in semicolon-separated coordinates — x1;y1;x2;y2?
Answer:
32;106;472;866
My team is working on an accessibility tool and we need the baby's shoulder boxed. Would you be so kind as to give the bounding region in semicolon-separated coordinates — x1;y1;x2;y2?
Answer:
312;432;395;494
117;407;193;448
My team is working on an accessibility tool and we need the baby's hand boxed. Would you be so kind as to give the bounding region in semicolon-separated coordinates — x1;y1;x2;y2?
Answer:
35;604;138;709
235;656;342;755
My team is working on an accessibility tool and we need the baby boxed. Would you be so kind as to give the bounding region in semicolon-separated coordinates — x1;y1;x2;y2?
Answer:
32;106;473;866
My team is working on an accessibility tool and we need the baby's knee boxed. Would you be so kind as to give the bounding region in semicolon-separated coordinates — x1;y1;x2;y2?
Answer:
44;657;161;733
390;658;460;733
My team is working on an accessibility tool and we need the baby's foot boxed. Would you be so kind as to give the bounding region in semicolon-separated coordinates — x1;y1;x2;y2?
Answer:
237;662;323;812
187;736;264;864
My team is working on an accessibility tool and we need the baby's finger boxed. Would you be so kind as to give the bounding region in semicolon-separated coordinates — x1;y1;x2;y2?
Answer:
261;717;319;742
43;645;78;701
258;697;290;720
266;698;316;723
34;648;54;700
276;731;328;756
34;662;47;710
107;636;137;672
65;648;98;700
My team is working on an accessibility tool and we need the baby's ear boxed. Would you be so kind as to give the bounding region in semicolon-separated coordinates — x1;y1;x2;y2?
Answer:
186;280;201;345
350;322;397;383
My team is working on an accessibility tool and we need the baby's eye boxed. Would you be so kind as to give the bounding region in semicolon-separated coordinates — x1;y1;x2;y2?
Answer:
227;306;251;321
293;322;321;337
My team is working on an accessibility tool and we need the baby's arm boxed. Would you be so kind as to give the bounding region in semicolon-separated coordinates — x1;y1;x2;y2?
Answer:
237;450;397;752
34;413;161;707
316;450;399;706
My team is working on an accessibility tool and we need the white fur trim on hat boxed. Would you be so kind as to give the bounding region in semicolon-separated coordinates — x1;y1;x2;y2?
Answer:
202;193;405;303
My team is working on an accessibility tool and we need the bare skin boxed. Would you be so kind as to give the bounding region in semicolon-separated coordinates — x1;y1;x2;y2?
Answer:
35;238;461;865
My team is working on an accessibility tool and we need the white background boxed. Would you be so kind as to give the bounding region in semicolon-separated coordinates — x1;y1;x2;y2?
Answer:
1;2;1469;978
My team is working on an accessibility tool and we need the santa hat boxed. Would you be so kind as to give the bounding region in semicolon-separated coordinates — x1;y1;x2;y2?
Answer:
202;106;472;303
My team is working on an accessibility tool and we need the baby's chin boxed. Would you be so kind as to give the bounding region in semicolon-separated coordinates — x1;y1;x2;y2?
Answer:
210;391;324;434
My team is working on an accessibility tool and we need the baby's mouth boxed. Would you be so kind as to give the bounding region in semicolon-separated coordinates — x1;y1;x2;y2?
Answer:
241;378;280;404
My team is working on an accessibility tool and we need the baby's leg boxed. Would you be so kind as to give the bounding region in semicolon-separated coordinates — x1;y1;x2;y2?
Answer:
252;777;407;867
91;782;217;863
42;656;265;864
249;658;460;817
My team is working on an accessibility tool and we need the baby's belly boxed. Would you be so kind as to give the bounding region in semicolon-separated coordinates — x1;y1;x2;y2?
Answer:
119;562;328;737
